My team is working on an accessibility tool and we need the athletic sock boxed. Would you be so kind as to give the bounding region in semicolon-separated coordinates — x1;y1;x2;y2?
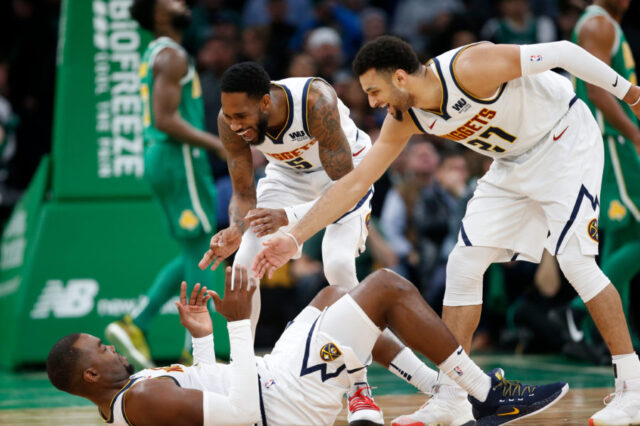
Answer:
438;345;491;402
133;256;184;333
388;347;438;394
612;353;640;381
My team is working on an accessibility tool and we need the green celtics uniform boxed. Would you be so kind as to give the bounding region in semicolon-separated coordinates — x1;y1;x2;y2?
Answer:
573;5;640;232
139;36;217;239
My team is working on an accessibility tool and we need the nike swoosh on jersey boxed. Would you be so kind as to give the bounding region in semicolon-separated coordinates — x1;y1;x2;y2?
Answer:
428;119;437;129
613;76;619;87
352;146;366;157
498;407;520;416
553;126;569;141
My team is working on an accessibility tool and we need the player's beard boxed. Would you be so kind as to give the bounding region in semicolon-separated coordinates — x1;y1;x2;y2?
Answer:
172;11;192;30
392;108;403;121
125;362;135;375
247;114;269;146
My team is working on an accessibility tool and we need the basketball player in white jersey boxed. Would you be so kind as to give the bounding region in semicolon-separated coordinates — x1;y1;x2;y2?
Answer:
47;265;568;426
197;61;436;424
252;36;640;425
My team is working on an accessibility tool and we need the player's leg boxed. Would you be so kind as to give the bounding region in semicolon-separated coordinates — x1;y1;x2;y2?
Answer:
322;218;362;289
555;235;640;425
105;255;183;370
321;269;568;425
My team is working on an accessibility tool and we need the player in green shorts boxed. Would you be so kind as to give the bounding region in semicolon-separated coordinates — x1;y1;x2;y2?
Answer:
105;0;226;370
573;0;640;347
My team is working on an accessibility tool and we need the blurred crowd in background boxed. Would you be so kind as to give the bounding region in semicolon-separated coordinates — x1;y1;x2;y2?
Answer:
1;0;639;360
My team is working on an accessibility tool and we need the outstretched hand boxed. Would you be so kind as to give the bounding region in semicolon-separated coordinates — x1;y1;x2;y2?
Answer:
208;265;257;322
252;234;297;279
175;282;212;338
199;226;243;271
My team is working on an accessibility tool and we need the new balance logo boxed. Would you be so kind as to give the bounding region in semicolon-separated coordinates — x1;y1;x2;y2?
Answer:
31;279;99;319
389;363;412;381
288;130;307;141
452;98;469;113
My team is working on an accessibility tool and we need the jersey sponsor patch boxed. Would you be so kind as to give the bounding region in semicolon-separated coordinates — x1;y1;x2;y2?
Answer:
608;200;627;221
588;218;599;242
179;209;199;230
320;342;342;362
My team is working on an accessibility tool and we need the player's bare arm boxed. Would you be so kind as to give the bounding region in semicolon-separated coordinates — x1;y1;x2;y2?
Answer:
578;15;640;149
152;48;225;156
253;115;415;278
125;379;204;426
199;113;256;270
307;79;354;180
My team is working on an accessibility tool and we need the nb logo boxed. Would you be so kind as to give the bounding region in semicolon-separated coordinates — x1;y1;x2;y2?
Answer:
288;130;306;141
31;279;99;319
452;98;469;113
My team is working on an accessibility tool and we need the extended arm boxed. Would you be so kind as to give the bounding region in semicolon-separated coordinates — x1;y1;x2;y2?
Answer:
577;15;640;148
199;115;256;270
452;42;640;109
308;79;354;180
124;321;259;426
152;48;225;156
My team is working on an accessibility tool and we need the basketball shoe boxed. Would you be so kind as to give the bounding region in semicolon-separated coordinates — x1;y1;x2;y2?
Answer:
589;376;640;425
105;315;154;371
469;368;568;425
348;384;384;425
391;383;476;426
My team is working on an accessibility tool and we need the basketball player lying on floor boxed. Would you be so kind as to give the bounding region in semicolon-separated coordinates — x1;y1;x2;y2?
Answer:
47;265;567;426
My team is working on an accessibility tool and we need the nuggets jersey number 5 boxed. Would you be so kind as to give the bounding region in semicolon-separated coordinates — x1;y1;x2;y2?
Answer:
254;77;370;172
408;43;577;158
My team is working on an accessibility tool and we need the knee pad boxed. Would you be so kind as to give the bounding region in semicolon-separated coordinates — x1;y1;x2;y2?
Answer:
556;235;610;302
443;245;506;306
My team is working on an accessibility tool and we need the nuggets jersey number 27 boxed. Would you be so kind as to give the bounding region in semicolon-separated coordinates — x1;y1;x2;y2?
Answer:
408;43;576;158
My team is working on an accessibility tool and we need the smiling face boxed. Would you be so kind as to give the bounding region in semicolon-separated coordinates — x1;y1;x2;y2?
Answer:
221;92;270;145
359;68;412;121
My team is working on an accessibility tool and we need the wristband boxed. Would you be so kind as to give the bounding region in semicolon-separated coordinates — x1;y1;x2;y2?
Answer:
630;96;640;107
282;231;301;252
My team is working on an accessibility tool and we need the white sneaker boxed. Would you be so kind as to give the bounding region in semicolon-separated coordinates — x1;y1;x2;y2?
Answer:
590;377;640;425
392;384;476;426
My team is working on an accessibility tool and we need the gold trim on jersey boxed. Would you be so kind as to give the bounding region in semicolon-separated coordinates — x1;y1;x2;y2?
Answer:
267;83;291;141
450;44;507;104
101;379;134;423
423;59;447;117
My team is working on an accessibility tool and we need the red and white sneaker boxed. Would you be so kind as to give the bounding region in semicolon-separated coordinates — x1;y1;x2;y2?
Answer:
348;385;384;425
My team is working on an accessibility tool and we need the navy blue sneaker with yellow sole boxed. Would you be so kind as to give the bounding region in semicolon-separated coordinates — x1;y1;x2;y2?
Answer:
469;368;569;425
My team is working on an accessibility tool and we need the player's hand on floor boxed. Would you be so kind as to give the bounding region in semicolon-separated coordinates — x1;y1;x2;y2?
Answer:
245;208;288;237
199;226;243;270
208;266;256;322
175;282;213;338
252;234;297;279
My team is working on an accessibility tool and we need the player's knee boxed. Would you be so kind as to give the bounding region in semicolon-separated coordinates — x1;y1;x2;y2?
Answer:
556;251;609;302
443;245;494;306
309;285;348;310
364;268;417;299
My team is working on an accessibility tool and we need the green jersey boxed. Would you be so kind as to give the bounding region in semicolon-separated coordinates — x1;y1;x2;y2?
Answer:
138;37;217;238
572;5;640;229
573;5;637;137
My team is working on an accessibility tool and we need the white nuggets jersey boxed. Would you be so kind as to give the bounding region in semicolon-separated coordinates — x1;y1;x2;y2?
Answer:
255;77;370;172
101;363;237;425
408;44;577;158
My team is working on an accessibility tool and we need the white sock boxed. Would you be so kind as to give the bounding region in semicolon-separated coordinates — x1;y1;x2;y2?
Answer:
612;352;640;381
437;345;491;402
388;347;438;393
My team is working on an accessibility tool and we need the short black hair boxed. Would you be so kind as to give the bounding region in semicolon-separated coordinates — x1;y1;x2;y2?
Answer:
47;333;83;393
130;0;156;32
220;62;271;99
352;35;420;76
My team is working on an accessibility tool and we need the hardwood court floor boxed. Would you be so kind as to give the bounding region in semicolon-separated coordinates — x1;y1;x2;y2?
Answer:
0;388;609;425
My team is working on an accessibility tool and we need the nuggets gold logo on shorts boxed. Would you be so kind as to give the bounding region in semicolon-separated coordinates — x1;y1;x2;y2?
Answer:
320;342;342;362
588;218;599;242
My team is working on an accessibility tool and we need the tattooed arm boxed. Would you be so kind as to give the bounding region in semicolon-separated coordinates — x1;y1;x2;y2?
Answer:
199;112;256;270
307;79;354;181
